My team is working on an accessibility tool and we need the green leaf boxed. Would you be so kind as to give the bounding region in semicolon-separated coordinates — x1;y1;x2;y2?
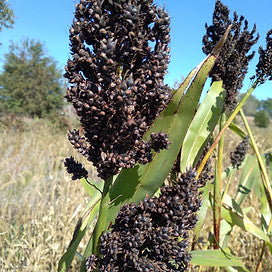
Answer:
108;53;218;227
80;177;103;198
228;122;247;139
221;206;272;247
180;80;225;171
253;154;271;231
143;66;198;142
229;122;254;148
194;181;210;240
57;190;101;272
234;155;259;206
225;266;250;272
190;249;246;268
220;219;232;241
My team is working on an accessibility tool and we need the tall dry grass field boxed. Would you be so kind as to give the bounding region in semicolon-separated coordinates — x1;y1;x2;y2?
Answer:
0;117;98;271
0;115;271;271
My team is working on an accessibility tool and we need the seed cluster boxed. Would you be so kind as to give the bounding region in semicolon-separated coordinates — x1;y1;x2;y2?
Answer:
256;29;272;83
230;136;249;169
202;0;259;113
86;169;205;271
64;156;88;180
64;0;171;180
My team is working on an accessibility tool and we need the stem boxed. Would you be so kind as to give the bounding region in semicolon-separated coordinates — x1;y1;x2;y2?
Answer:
256;241;266;272
213;165;220;249
218;113;226;189
92;176;113;256
239;109;272;210
239;109;272;270
213;113;226;249
196;80;259;179
221;172;233;204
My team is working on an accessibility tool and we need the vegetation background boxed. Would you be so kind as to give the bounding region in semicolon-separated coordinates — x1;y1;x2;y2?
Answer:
0;113;271;271
0;0;272;271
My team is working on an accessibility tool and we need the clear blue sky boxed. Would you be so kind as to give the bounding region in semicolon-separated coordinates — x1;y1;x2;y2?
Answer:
1;0;271;100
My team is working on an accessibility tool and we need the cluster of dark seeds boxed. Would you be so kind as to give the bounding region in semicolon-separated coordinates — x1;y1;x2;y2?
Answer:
202;0;259;113
86;169;204;271
230;136;250;169
256;29;272;83
64;156;88;180
64;0;172;180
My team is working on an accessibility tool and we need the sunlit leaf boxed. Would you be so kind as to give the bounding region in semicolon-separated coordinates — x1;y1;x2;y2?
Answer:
143;66;198;142
80;178;103;198
194;181;210;240
180;80;225;171
253;154;272;231
228;122;247;141
58;195;101;272
234;155;259;205
221;206;272;248
108;53;218;226
190;249;246;268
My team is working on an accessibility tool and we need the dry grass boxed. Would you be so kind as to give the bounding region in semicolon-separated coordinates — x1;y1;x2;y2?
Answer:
0;117;98;271
0;115;271;271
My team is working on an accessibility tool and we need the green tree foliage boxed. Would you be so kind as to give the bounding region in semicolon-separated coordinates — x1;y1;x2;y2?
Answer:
0;39;64;117
258;98;272;118
0;0;15;32
254;110;270;128
240;93;260;116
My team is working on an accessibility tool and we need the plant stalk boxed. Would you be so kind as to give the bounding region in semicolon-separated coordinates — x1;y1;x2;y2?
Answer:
239;109;272;210
92;176;113;256
213;165;221;249
213;113;226;249
239;109;272;270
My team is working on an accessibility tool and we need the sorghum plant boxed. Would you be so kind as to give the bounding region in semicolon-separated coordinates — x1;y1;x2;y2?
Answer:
59;0;272;271
230;136;250;169
64;0;171;180
202;0;259;113
86;169;203;271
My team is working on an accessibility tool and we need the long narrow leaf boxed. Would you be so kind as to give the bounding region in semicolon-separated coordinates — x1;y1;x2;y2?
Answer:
221;206;272;247
194;181;210;240
108;52;218;226
80;178;103;198
254;155;272;231
234;155;259;206
190;249;247;268
180;80;225;171
228;122;247;140
58;197;101;272
143;66;198;141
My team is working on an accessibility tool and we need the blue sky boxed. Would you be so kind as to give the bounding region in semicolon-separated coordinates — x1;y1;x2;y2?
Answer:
1;0;271;100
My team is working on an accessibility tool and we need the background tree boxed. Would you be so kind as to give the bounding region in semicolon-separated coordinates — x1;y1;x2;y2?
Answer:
0;0;15;32
258;98;272;118
254;110;270;128
0;39;64;117
240;93;260;116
